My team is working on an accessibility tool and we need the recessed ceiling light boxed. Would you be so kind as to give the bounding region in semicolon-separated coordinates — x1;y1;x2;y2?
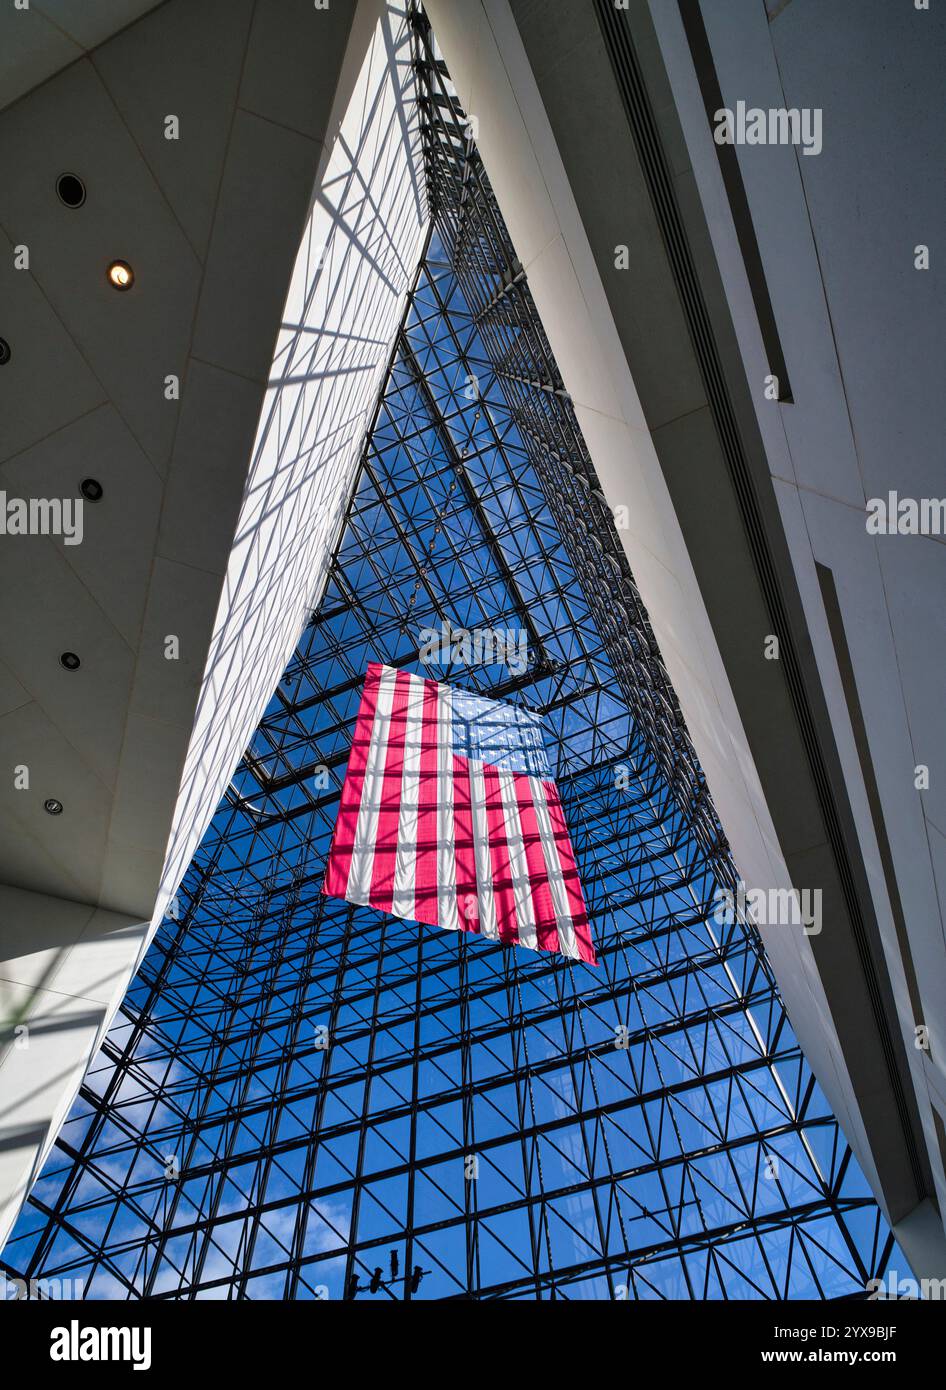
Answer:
80;478;103;502
60;651;81;671
56;172;86;208
44;798;64;816
107;260;134;291
0;338;10;365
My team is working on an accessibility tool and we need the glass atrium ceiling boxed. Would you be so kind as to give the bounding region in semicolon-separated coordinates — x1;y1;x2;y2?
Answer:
0;8;900;1301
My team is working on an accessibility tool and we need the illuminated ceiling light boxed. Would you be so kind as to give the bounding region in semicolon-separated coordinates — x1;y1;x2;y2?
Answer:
60;651;81;671
107;260;134;291
44;798;64;816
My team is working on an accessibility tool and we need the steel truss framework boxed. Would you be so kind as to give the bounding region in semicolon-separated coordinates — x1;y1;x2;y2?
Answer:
2;7;898;1300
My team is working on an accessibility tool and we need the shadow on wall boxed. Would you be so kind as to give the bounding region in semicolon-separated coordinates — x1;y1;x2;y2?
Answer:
154;0;429;939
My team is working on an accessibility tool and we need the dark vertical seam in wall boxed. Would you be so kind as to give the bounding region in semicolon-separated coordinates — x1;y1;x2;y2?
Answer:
816;562;926;1050
677;0;793;403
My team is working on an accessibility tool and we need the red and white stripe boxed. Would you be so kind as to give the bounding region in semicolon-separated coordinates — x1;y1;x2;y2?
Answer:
323;664;596;964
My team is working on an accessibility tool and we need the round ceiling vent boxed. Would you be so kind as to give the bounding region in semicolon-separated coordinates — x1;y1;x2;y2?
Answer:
56;172;86;208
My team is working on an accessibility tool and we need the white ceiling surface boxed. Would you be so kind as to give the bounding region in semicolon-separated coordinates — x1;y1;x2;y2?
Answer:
0;880;151;1250
0;0;362;920
0;1;166;112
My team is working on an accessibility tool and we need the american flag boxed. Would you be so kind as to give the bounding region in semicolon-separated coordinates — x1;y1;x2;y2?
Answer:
323;663;596;964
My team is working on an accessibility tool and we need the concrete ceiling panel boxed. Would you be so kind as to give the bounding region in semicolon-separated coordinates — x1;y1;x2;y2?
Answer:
239;0;355;142
0;230;107;465
190;108;321;383
0;405;163;649
127;556;225;732
154;358;269;575
0;57;203;476
0;7;80;113
35;1;165;52
0;701;113;903
0;532;135;790
90;0;255;261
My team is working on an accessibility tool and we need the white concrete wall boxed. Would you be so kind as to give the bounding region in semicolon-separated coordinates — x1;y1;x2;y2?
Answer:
0;884;148;1249
649;0;946;1260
